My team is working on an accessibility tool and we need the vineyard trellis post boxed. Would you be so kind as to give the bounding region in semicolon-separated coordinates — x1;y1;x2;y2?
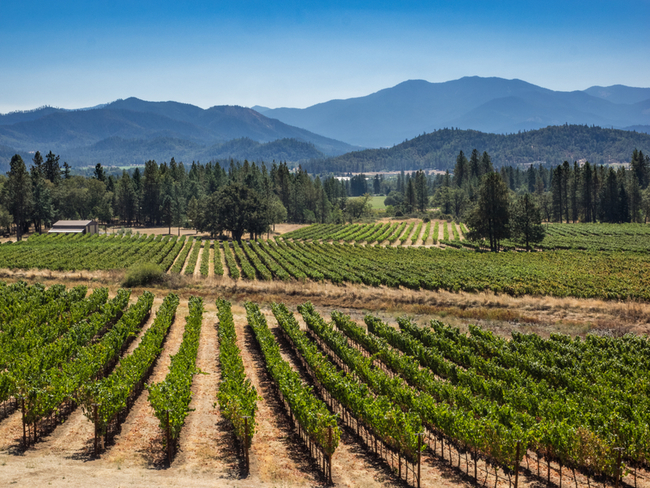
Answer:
328;425;333;484
417;432;423;488
614;447;623;488
514;440;520;488
243;416;250;474
166;410;172;467
21;397;26;448
93;403;99;457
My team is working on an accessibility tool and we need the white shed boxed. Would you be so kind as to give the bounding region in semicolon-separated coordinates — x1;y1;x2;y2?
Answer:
48;220;99;235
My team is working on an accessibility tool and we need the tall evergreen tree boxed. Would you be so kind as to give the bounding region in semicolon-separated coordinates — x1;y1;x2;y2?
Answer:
510;193;545;250
466;172;510;252
30;158;54;233
480;151;493;176
453;150;469;187
3;155;33;240
44;151;61;184
469;149;481;179
142;160;161;224
115;171;137;226
414;170;428;212
580;162;594;222
570;161;580;222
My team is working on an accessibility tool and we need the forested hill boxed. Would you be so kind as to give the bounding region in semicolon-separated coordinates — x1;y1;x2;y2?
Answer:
62;137;325;167
0;98;357;170
305;125;650;173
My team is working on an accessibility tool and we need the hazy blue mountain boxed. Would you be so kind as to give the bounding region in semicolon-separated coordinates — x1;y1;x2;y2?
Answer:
0;106;66;126
305;125;650;173
584;85;650;105
625;125;650;134
0;98;357;167
0;144;18;166
261;77;650;147
63;136;324;166
0;109;210;150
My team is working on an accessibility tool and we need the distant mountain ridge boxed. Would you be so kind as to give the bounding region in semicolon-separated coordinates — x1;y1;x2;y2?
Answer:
260;77;650;147
67;137;325;166
305;125;650;173
2;77;650;170
0;98;358;168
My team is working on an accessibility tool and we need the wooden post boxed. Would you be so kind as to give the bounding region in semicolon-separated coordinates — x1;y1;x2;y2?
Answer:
417;433;423;488
615;448;623;488
514;440;521;488
328;425;333;484
21;398;26;448
474;448;478;481
93;404;99;458
244;416;250;474
166;410;172;467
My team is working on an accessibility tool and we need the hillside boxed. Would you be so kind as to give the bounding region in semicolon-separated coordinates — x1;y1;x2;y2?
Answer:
66;137;325;166
261;77;650;147
0;98;357;169
305;125;650;173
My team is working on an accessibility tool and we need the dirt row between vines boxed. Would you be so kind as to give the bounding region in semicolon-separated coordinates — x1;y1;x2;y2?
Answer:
1;294;649;487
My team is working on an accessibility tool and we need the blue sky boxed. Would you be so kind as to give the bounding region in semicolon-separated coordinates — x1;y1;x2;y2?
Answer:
1;0;649;113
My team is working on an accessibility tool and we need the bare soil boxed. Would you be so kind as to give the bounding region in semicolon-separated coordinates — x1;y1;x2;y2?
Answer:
1;276;649;486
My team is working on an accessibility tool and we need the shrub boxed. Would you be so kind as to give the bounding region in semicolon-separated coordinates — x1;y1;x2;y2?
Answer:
122;263;166;287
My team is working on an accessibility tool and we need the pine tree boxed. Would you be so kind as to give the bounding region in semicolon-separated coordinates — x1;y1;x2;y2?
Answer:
510;193;545;250
3;155;33;240
44;151;61;184
469;149;480;179
580;162;594;222
466;172;510;252
453;151;469;187
414;170;428;212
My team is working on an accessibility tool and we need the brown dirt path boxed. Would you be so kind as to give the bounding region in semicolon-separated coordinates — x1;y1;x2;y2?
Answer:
285;307;475;488
438;220;446;241
174;301;238;478
167;238;190;274
102;299;188;466
180;239;197;275
22;295;165;459
264;308;401;488
193;240;204;278
231;304;320;486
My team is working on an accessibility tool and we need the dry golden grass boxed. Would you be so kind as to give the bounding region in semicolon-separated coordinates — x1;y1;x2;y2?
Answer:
1;267;648;339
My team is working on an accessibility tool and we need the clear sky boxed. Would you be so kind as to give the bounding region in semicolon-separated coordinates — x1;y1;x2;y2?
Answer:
1;0;649;113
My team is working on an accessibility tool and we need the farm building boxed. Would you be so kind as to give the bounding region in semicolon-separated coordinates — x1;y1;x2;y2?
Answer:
48;220;99;235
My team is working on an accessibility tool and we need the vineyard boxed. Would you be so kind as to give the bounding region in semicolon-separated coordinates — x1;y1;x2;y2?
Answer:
1;230;650;301
1;282;648;488
281;219;468;247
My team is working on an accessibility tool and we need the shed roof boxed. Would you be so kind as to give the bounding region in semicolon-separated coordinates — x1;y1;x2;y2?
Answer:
52;220;96;226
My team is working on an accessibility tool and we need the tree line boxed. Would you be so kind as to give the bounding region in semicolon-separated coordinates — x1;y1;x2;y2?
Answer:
431;148;650;224
0;153;375;240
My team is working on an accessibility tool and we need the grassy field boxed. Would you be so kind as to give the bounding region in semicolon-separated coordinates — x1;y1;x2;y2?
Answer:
367;195;386;209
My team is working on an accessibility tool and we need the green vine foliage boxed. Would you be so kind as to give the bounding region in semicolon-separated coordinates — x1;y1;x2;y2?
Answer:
148;296;203;440
247;302;339;456
216;299;259;444
81;292;178;435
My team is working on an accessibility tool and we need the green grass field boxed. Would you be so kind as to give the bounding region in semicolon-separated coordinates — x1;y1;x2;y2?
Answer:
367;195;386;209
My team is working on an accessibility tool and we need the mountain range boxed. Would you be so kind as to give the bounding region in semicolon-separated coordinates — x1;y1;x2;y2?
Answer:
256;77;650;147
0;98;357;168
1;76;649;171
